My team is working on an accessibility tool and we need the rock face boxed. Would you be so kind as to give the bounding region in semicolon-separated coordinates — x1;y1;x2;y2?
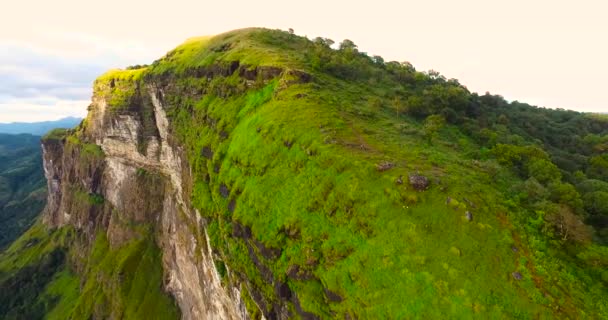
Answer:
41;83;248;319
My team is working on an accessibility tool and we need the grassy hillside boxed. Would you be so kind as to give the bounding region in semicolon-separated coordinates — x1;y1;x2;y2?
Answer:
0;222;180;319
118;28;605;318
0;134;47;250
1;27;607;319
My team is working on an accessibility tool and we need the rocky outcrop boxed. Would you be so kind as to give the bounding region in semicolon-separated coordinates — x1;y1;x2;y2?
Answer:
408;173;430;191
41;81;248;319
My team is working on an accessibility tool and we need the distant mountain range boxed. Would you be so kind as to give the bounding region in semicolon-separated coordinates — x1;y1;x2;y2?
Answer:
0;117;82;136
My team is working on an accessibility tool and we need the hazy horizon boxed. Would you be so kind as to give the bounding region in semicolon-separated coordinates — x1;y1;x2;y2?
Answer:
1;0;606;122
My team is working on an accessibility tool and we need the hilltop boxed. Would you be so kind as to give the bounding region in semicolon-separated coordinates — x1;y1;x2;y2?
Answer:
1;28;607;319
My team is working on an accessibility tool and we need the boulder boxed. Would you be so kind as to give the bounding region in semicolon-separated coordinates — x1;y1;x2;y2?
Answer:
200;146;213;159
219;183;230;198
376;161;394;172
408;174;430;191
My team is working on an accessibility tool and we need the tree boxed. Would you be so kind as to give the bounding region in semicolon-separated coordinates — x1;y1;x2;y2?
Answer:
492;144;523;166
391;97;406;115
404;96;427;118
577;179;608;194
583;191;608;216
423;115;446;144
339;39;358;52
587;154;608;180
545;205;593;243
313;37;334;47
372;55;384;65
549;182;584;211
521;177;549;203
526;158;562;184
288;28;295;35
427;70;446;82
401;61;415;72
478;128;498;146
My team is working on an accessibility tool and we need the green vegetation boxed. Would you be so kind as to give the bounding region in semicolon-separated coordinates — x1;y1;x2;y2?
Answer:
0;222;179;319
68;230;180;320
94;68;147;111
0;134;47;250
0;222;77;319
121;28;605;318
42;128;70;141
2;28;607;319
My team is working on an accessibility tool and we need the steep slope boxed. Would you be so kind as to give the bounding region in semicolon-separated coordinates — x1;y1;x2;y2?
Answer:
0;134;47;250
2;28;608;319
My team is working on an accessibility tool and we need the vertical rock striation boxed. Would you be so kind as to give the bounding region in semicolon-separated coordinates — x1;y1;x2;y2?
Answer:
41;82;247;319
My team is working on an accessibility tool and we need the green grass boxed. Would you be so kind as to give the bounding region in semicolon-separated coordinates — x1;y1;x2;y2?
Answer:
0;222;76;318
0;220;178;319
97;27;606;318
69;230;180;320
3;27;605;319
43;269;81;320
123;28;607;318
42;128;70;141
0;222;73;275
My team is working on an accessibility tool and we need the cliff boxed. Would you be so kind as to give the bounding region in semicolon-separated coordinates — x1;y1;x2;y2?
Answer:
41;75;246;319
8;27;606;319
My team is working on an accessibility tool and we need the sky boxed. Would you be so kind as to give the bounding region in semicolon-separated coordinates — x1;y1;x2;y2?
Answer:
0;0;606;123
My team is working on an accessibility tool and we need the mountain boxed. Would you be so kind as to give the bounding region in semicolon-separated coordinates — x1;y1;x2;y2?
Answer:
1;28;607;319
0;117;82;136
0;134;46;250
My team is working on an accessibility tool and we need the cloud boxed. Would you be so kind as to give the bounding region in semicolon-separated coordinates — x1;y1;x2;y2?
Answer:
0;39;148;122
0;44;107;102
0;27;172;122
0;99;89;123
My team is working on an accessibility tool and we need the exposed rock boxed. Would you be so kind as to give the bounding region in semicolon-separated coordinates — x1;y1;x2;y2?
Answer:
286;264;312;281
254;239;282;260
465;211;473;221
376;161;394;171
232;222;252;239
281;224;301;239
286;264;300;279
219;183;230;198
408;174;430;191
219;130;230;140
201;146;214;159
395;175;403;185
323;287;343;303
275;282;292;300
228;199;236;212
285;69;312;83
42;86;247;320
238;65;284;81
